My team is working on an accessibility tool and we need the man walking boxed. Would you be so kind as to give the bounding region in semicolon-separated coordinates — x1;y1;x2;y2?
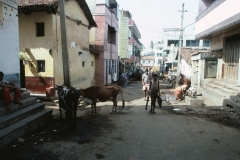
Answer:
142;69;151;101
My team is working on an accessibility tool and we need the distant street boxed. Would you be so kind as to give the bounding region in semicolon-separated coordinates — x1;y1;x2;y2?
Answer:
1;81;240;160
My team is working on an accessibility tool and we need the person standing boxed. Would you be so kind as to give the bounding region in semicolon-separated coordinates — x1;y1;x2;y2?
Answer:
142;69;150;101
0;72;22;110
178;73;184;86
149;73;160;113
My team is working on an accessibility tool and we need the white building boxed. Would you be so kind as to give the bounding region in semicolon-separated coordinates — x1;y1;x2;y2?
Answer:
162;31;210;74
0;0;20;86
153;42;164;68
140;53;155;70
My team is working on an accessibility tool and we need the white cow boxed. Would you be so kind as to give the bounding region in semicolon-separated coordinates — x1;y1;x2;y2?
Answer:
188;87;197;98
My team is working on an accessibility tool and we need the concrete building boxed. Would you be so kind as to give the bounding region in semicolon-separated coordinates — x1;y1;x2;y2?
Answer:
18;0;97;96
118;10;142;75
87;0;119;85
196;0;240;85
163;31;210;73
153;42;164;69
140;53;155;70
0;0;20;86
194;0;240;105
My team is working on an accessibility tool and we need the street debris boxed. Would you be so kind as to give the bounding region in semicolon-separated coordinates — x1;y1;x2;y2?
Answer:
18;138;25;143
173;108;180;111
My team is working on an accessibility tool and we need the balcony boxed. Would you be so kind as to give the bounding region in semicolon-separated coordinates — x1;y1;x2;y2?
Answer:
129;20;141;39
195;0;240;39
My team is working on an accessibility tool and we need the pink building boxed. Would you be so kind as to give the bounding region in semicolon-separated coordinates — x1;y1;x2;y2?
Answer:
87;0;119;85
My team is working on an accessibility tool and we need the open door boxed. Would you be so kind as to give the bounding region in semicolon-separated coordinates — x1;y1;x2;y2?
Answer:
19;60;26;88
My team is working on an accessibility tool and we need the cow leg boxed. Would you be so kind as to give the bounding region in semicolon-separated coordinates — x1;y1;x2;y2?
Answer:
113;99;117;112
94;102;97;115
90;104;94;115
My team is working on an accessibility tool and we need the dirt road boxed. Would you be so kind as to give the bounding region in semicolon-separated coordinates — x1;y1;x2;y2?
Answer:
1;81;240;160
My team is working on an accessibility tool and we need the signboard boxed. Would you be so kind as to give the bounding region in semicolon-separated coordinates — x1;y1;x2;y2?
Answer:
163;28;182;32
201;51;222;59
0;2;3;28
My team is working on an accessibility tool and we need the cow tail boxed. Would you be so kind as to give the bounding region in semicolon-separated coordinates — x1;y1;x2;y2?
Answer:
120;89;125;108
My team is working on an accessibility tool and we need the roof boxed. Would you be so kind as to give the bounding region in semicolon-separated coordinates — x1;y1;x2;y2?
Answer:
18;0;97;28
18;0;58;7
179;48;210;65
141;56;155;60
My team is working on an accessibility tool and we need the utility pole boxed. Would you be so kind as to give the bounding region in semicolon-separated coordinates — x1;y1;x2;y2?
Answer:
177;3;187;86
59;0;70;86
133;44;135;74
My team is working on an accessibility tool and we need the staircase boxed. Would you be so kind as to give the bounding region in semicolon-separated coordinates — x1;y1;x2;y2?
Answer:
0;92;52;148
200;80;240;106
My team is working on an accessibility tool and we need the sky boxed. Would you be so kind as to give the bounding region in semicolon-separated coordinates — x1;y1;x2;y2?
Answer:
117;0;199;49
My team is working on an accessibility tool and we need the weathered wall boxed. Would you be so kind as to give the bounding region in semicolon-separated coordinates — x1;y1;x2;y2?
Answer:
181;59;191;79
86;2;119;86
19;12;54;93
0;0;20;86
65;0;95;88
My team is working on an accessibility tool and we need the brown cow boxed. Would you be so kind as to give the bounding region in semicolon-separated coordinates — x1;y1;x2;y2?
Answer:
79;85;125;115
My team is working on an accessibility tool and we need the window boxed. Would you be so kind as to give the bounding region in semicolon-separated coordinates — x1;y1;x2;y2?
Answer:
186;40;200;47
36;22;44;37
148;61;150;63
203;40;210;47
143;60;145;63
157;53;162;57
108;26;116;44
82;61;85;67
37;60;45;72
168;40;179;47
91;61;94;66
158;59;162;64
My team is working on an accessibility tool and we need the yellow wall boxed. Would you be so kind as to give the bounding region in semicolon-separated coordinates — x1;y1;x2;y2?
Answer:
54;0;96;88
19;1;96;89
19;13;54;77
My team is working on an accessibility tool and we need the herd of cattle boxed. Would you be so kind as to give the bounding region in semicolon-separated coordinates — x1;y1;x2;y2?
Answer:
55;85;125;128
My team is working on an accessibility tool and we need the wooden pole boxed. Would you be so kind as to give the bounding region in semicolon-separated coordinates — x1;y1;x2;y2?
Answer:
59;0;70;86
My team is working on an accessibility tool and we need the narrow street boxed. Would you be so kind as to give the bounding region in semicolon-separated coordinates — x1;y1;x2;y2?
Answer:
1;81;240;160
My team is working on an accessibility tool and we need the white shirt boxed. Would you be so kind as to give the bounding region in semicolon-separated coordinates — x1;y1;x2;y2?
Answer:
0;79;9;85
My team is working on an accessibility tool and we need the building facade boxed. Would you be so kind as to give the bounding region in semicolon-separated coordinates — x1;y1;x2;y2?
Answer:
87;0;119;85
140;54;155;70
118;10;142;76
163;31;211;72
195;0;240;86
18;0;97;95
0;0;20;87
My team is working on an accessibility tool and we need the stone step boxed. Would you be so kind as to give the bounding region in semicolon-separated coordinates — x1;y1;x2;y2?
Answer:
0;97;37;116
0;103;45;130
207;83;238;95
0;92;30;106
200;87;227;105
203;84;232;99
212;80;240;92
0;108;52;148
